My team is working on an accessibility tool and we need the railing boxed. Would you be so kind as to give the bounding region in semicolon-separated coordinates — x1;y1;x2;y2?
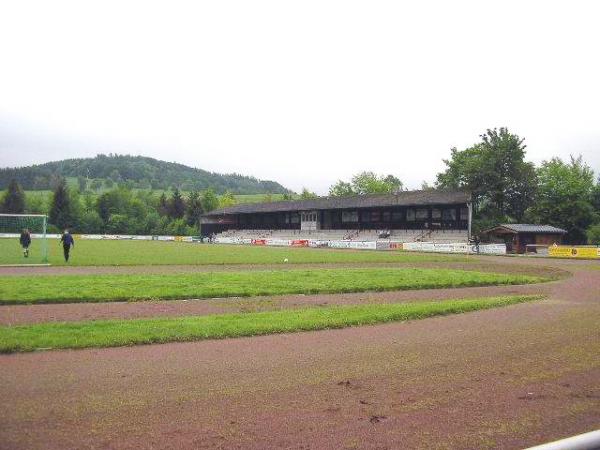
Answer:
525;429;600;450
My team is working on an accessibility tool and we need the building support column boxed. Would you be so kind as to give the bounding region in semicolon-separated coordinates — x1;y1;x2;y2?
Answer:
467;201;473;241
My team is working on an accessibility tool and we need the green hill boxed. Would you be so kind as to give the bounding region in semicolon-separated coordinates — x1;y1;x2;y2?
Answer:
0;154;291;194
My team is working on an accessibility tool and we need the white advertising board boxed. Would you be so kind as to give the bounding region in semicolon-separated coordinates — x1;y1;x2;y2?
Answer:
403;241;506;255
328;241;377;250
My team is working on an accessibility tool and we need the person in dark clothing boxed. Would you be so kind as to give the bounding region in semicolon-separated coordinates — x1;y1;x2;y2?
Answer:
60;230;75;262
20;228;31;258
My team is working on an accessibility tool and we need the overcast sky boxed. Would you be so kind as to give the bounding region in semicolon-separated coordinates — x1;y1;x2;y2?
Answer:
1;1;599;194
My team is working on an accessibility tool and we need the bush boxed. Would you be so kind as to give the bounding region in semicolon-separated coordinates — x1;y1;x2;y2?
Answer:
587;224;600;245
167;218;196;236
105;214;130;234
79;211;104;234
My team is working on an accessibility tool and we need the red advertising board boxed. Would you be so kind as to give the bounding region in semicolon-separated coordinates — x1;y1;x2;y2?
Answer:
291;240;309;247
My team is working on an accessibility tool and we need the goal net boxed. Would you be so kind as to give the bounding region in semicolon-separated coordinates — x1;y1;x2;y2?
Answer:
0;214;49;265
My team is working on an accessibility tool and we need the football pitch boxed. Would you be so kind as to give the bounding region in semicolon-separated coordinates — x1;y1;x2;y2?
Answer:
0;238;472;266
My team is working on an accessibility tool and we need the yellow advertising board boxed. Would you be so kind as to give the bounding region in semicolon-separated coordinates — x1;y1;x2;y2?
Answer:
549;246;599;259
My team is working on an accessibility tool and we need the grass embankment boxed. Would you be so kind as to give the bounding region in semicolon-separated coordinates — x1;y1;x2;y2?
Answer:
0;268;543;304
0;239;471;267
0;295;543;353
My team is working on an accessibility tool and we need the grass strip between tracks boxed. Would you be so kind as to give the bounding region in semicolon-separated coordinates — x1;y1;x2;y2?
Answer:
0;295;543;353
0;268;543;304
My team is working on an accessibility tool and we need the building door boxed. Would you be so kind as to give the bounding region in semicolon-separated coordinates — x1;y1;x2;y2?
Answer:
300;211;319;231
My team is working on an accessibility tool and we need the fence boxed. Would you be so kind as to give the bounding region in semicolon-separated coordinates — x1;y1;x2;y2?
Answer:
0;233;509;255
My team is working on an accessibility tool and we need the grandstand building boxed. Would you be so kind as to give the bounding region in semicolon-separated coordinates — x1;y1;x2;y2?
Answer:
201;190;472;243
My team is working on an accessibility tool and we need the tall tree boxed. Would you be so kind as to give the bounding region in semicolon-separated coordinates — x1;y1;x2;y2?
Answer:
329;172;403;196
168;188;186;219
186;191;204;227
527;156;597;243
436;128;537;221
157;192;169;216
77;176;87;192
219;191;236;208
201;189;219;212
328;180;354;197
1;179;26;213
90;179;103;191
591;176;600;213
49;178;74;230
300;188;318;199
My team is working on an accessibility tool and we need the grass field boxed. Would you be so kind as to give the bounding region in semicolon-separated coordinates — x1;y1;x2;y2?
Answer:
0;267;542;304
0;295;542;353
0;239;472;266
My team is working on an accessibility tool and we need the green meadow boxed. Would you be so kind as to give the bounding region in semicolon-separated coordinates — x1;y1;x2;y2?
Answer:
0;295;542;353
0;267;543;304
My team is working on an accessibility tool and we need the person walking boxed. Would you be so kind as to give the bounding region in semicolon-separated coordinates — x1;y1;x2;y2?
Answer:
60;229;75;262
19;228;31;258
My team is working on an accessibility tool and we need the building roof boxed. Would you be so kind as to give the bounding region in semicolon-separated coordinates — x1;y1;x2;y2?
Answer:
203;190;471;216
485;224;567;234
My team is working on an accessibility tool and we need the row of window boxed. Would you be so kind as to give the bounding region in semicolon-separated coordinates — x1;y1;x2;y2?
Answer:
342;208;468;223
240;208;469;225
300;212;317;222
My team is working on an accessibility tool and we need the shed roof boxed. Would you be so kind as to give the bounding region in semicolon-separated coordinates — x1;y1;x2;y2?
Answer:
484;224;567;234
203;190;471;216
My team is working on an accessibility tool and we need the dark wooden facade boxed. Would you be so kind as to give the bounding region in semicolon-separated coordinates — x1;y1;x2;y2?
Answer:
201;190;471;236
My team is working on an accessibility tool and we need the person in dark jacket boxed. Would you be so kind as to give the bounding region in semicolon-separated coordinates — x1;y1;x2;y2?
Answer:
19;228;31;258
60;230;75;262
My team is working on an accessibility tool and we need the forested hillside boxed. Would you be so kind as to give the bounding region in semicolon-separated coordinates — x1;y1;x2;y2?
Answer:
0;154;290;194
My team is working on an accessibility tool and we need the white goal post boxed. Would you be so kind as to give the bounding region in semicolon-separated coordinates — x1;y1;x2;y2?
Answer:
0;214;49;265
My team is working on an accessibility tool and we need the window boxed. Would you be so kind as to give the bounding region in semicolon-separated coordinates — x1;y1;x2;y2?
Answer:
392;210;404;222
361;211;371;222
442;209;456;220
407;209;415;221
291;213;300;224
416;209;429;220
382;211;391;222
460;207;469;221
342;211;359;222
432;208;442;219
371;211;381;222
301;212;317;222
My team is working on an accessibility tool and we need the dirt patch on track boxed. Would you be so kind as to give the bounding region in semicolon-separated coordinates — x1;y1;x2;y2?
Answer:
0;282;552;326
0;258;566;326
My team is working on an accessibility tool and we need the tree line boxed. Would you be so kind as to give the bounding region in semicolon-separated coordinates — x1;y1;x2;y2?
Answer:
327;128;600;244
0;154;290;194
0;179;221;236
2;128;600;243
433;128;600;244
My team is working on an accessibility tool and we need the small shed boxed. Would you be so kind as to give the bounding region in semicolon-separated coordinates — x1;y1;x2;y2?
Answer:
481;224;567;254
